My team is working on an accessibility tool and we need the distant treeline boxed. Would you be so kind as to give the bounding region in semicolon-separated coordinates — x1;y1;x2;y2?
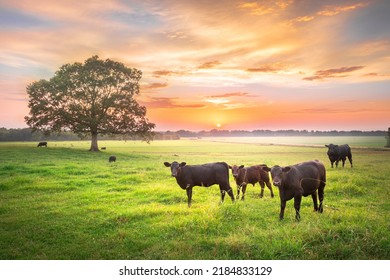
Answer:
0;127;387;142
167;129;388;138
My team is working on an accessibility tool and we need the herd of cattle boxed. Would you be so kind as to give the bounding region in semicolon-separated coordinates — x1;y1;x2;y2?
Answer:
164;144;353;221
38;141;353;221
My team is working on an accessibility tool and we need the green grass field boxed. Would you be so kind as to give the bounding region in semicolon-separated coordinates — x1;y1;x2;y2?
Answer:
0;138;389;260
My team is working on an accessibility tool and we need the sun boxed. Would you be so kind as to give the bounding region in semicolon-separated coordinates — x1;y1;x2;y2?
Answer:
216;123;221;128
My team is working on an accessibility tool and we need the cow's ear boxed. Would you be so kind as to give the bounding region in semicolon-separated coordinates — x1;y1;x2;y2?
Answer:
228;165;232;169
325;145;329;147
164;162;171;167
282;166;291;173
179;162;187;167
261;166;271;172
239;165;245;169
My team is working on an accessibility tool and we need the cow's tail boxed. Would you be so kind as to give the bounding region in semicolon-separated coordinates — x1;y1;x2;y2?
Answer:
221;162;235;201
221;162;232;188
221;162;230;181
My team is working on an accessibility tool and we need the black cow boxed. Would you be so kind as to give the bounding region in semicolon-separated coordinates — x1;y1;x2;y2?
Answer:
108;155;116;162
229;164;274;200
263;160;326;221
164;161;235;207
37;141;47;147
325;144;353;168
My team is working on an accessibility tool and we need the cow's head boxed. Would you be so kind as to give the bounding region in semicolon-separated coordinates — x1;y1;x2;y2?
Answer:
325;144;338;157
262;165;291;187
164;161;186;177
228;165;244;178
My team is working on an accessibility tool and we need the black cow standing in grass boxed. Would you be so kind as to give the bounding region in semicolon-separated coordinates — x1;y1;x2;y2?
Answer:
164;161;235;207
37;141;47;147
325;144;353;168
229;164;274;200
108;155;116;162
263;160;326;221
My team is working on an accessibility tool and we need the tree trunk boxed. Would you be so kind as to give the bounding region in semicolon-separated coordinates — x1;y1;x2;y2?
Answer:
89;131;99;151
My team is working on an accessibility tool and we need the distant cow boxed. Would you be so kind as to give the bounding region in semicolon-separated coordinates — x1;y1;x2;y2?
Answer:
263;160;326;221
164;161;235;207
229;164;274;200
325;144;353;168
37;141;47;147
108;155;116;162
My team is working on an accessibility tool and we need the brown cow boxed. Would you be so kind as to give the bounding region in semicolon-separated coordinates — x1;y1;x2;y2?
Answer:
229;164;274;200
164;161;235;207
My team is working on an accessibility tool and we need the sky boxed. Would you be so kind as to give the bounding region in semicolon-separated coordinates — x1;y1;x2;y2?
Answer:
0;0;389;131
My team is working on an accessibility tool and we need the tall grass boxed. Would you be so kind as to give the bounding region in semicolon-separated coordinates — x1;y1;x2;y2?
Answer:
0;140;389;259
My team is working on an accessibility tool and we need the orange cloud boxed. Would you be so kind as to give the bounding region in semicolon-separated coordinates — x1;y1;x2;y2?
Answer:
304;66;365;81
246;63;284;73
317;3;367;16
141;82;168;90
198;60;221;69
141;97;205;109
207;92;251;98
286;2;368;26
152;69;190;78
238;0;292;15
363;72;390;78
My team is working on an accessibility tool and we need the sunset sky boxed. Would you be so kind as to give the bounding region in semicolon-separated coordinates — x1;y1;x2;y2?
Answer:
1;0;389;131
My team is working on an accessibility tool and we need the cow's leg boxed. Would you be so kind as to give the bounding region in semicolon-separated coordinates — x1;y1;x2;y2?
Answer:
335;160;340;168
220;188;234;203
259;181;265;198
241;183;247;200
219;185;227;203
330;161;334;168
228;186;235;202
311;192;318;211
342;157;346;167
279;200;286;220
266;181;274;198
186;185;193;207
222;185;235;202
318;186;324;213
236;184;241;200
219;185;234;203
294;196;302;222
348;154;353;168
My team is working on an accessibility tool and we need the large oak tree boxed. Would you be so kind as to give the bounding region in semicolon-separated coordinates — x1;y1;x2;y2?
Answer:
25;56;155;151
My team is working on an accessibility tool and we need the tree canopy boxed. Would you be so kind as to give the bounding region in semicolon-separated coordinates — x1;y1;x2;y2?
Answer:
25;56;155;151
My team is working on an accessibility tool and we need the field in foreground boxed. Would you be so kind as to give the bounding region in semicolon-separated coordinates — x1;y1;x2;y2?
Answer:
0;139;389;260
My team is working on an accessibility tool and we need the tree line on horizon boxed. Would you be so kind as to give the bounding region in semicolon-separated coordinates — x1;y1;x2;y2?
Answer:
0;127;387;142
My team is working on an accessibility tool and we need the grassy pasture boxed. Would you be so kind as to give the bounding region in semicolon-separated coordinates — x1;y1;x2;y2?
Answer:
0;138;389;260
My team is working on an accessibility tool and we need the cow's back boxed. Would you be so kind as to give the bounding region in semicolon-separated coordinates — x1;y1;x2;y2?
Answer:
241;166;261;185
339;144;352;156
297;160;325;177
183;162;230;186
294;160;325;196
